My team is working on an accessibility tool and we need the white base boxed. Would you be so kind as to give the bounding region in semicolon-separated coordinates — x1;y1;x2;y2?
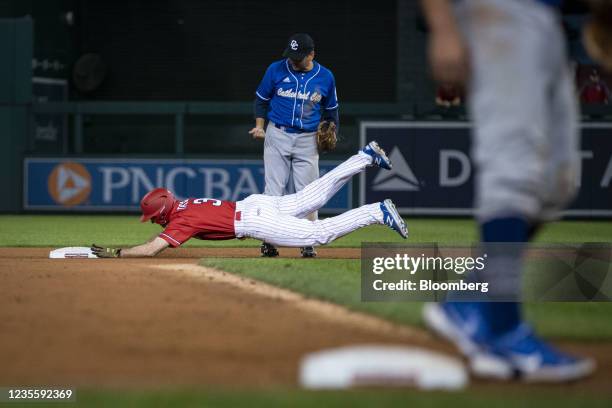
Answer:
49;247;97;259
299;344;468;390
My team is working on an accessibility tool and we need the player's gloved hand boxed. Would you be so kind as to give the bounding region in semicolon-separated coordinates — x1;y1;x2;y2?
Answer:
249;127;266;140
317;121;337;152
91;244;121;258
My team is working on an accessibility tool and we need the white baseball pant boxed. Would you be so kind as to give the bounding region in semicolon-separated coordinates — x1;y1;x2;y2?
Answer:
234;153;384;247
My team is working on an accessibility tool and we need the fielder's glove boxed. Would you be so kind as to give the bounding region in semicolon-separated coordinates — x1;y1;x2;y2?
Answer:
584;0;612;71
316;120;337;152
91;244;121;258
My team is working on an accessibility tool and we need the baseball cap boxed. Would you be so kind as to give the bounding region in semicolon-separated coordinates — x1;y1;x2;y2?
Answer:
282;33;315;60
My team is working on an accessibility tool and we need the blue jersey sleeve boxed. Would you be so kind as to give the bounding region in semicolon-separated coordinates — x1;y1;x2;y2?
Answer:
253;97;269;119
323;73;339;110
255;64;275;101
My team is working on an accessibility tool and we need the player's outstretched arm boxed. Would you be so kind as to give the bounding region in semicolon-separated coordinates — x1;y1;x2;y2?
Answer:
91;237;169;258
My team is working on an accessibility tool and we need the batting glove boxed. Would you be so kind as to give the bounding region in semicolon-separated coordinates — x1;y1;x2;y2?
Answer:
91;244;121;258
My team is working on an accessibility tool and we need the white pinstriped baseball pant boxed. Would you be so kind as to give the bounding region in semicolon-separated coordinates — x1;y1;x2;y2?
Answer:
234;153;384;247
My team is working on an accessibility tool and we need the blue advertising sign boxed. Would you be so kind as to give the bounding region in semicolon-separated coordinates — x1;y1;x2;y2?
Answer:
24;158;351;213
360;122;612;217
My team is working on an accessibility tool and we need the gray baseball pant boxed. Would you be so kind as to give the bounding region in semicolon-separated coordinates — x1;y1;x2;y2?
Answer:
263;122;319;221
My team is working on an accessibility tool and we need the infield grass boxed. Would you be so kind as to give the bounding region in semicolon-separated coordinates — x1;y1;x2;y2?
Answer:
1;215;611;247
199;257;612;341
195;216;612;341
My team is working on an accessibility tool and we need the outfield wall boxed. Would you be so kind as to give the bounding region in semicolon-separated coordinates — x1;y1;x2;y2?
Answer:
360;122;612;218
19;122;612;217
0;18;32;213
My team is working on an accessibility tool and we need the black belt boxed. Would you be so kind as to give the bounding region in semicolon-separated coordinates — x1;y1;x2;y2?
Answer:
273;123;311;134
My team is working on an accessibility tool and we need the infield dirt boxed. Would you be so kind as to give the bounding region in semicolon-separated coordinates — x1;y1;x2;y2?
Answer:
1;247;611;394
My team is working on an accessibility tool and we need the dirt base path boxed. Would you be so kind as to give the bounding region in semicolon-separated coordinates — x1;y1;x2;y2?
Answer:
0;247;610;394
0;247;360;259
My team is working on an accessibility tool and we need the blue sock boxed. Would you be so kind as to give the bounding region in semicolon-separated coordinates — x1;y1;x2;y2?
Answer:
480;216;529;336
482;217;529;242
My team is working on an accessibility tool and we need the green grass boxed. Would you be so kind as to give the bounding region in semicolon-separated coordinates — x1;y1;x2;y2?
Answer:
8;389;612;408
200;258;612;341
1;215;611;247
0;215;222;247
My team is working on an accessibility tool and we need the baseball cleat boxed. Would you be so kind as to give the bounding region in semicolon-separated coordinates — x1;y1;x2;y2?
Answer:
300;246;317;258
423;302;489;356
470;324;596;382
361;141;392;170
260;242;279;257
423;303;596;382
380;199;407;238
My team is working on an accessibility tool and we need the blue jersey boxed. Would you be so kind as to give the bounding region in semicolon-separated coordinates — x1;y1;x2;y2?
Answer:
255;59;338;132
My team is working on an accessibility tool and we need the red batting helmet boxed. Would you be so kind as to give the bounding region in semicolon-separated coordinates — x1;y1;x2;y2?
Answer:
139;188;176;225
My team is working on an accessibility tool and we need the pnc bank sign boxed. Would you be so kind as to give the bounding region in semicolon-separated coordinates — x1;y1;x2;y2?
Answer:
24;158;351;212
96;164;265;203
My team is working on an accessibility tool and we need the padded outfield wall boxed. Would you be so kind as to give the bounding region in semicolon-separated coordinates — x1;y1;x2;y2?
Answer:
360;122;612;218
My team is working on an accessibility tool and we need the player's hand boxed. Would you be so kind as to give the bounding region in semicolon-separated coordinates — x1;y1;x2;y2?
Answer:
249;127;265;140
428;26;469;86
91;244;121;258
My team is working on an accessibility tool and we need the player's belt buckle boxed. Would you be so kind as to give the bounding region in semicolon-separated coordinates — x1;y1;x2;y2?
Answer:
275;122;304;134
235;211;242;221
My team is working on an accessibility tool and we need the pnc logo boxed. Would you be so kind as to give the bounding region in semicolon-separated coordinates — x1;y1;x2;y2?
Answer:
48;162;92;206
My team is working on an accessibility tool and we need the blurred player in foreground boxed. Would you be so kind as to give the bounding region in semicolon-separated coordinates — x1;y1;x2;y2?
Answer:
420;0;606;382
91;142;406;258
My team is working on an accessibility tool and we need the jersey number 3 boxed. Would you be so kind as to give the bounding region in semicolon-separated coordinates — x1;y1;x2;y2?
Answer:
193;198;222;206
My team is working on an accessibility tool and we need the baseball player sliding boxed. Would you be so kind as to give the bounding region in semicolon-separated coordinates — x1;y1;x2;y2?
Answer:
91;142;407;258
249;33;339;259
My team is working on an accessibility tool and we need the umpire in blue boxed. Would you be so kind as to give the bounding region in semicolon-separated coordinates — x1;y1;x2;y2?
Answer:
249;33;339;258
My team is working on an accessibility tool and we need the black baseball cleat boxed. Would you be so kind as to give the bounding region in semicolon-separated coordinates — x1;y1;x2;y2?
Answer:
300;246;317;258
261;242;279;257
